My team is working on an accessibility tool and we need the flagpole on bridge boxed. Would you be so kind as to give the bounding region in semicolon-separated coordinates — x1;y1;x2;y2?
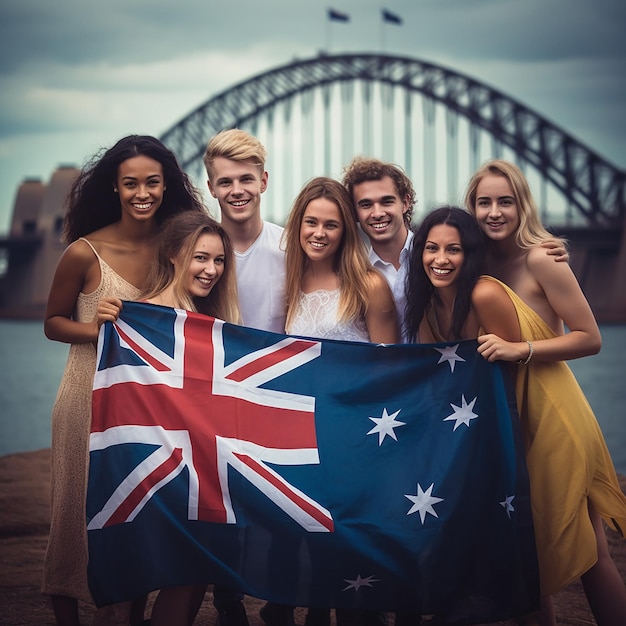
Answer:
325;12;334;51
380;8;403;51
326;8;350;52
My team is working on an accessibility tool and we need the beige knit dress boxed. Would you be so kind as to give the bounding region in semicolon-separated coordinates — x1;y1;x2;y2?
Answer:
42;239;141;602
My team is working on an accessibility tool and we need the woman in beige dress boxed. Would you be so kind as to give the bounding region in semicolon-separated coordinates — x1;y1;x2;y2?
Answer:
43;135;205;626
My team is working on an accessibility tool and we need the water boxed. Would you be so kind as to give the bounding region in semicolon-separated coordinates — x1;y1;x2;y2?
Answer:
0;320;625;474
0;320;67;456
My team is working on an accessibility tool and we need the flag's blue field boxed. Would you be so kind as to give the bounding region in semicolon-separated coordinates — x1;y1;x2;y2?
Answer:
87;301;538;623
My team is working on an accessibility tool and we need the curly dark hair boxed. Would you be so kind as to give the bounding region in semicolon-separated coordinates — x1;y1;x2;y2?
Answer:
341;156;416;225
405;206;487;342
63;135;205;243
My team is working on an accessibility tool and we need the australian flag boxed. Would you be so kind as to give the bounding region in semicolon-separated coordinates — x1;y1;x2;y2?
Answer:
87;301;539;623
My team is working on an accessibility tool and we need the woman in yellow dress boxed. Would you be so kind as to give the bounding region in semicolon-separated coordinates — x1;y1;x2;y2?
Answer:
464;159;626;626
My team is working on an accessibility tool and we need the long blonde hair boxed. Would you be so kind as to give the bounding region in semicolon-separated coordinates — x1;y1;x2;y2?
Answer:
282;177;374;332
464;159;564;249
142;212;241;324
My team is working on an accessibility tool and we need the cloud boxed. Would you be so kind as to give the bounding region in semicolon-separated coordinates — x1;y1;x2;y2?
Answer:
0;1;325;73
3;0;623;74
0;46;289;138
0;0;624;231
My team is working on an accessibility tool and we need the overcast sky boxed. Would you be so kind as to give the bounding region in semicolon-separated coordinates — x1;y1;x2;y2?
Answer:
0;0;624;232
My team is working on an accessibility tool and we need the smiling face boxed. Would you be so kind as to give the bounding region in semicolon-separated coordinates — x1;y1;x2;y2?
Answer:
174;232;225;300
299;197;344;266
422;224;464;292
115;155;165;222
352;176;409;251
473;174;520;242
207;157;268;227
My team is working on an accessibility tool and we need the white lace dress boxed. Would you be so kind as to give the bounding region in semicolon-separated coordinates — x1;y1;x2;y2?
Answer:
289;288;370;342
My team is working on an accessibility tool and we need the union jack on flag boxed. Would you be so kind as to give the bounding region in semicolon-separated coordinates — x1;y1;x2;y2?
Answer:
87;301;539;623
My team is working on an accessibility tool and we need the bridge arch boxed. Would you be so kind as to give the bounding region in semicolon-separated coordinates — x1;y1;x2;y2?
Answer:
161;52;624;226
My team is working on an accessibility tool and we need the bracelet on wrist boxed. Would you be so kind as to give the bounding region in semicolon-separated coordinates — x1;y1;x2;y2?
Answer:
517;340;533;365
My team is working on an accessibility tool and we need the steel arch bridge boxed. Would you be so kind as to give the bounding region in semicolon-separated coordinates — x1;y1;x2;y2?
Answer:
160;52;624;227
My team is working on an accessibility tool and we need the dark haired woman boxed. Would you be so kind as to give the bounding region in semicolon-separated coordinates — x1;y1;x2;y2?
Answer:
42;135;205;625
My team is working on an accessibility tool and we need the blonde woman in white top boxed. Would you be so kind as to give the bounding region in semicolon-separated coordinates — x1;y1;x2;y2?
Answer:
283;176;398;346
270;176;398;626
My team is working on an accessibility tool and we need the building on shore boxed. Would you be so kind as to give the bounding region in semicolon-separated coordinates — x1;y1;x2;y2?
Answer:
0;166;79;319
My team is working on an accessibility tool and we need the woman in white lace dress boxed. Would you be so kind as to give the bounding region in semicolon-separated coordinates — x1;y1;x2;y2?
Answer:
277;176;398;626
283;176;398;345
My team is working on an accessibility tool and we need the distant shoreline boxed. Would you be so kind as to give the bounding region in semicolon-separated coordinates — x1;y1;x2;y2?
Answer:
0;305;47;320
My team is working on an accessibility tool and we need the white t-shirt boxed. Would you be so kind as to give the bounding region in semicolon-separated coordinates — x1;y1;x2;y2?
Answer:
235;221;286;334
367;229;414;343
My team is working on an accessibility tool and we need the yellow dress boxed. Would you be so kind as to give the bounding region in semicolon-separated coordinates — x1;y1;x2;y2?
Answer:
42;239;142;602
481;276;626;595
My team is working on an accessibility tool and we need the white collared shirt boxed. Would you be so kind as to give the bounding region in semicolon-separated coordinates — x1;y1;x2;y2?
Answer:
367;229;414;343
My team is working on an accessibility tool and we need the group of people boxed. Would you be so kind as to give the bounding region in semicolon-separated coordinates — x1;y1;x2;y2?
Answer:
41;128;626;626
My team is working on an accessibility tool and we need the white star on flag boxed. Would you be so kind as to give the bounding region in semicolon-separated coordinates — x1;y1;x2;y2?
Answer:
444;395;478;431
343;574;380;591
434;344;466;372
367;408;405;445
405;483;444;523
500;495;515;518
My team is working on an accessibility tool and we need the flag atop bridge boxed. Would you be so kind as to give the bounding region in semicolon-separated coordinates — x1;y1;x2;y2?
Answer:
328;8;350;22
382;9;403;25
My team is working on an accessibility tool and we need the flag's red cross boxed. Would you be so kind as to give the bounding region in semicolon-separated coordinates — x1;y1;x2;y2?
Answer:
90;311;333;532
